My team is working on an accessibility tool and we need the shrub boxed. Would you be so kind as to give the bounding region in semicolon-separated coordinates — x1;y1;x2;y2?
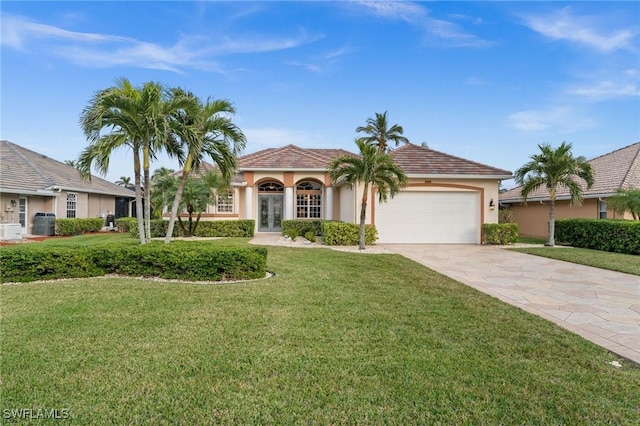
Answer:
56;218;104;236
304;231;316;242
0;242;268;283
322;222;377;246
281;220;325;237
482;223;519;245
115;217;137;233
555;219;640;255
282;228;299;239
128;219;255;238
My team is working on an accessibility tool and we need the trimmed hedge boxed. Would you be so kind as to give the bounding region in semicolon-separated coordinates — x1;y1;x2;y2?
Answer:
482;223;519;245
56;218;104;236
115;217;137;233
281;220;325;237
128;219;255;238
322;221;378;246
555;219;640;255
0;242;268;283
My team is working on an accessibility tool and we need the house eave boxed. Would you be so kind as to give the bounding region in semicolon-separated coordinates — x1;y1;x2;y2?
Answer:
0;187;58;196
239;167;328;173
500;192;619;204
48;185;135;198
407;173;513;180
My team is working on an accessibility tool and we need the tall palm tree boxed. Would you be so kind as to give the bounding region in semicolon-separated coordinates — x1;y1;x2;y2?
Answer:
327;138;408;250
79;78;148;243
164;91;246;243
514;142;594;246
607;188;640;220
172;170;225;237
78;78;190;244
356;111;409;153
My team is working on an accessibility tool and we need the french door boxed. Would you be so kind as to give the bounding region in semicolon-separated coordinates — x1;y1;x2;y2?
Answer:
258;195;283;232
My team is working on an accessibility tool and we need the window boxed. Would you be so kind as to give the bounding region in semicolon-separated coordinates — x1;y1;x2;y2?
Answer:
258;181;284;192
296;180;322;219
66;193;77;218
19;198;26;228
216;191;234;213
599;200;607;219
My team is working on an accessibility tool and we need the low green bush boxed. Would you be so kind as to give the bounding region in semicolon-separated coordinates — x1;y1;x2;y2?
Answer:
115;217;137;233
322;221;377;246
555;219;640;255
281;220;324;237
0;242;268;283
56;218;104;236
304;231;316;242
482;223;519;245
282;228;299;239
128;219;255;238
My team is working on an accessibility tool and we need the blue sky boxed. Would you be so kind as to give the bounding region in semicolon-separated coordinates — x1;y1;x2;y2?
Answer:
2;1;639;187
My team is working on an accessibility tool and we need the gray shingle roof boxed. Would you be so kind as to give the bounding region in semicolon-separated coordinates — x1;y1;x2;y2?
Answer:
0;140;135;197
500;142;640;203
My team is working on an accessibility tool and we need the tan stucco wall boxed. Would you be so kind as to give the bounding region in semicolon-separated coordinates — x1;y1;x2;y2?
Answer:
506;198;628;238
1;193;57;234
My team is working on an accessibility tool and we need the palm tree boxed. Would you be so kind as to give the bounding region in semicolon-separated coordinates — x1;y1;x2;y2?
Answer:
78;78;190;244
607;188;640;220
355;111;410;153
150;167;176;219
327;138;408;250
173;170;224;237
514;142;594;246
164;91;246;243
64;159;77;167
116;176;132;187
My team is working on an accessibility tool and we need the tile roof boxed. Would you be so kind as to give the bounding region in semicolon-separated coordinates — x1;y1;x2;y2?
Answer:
193;143;512;181
500;142;640;202
390;143;512;177
0;140;135;197
238;144;354;170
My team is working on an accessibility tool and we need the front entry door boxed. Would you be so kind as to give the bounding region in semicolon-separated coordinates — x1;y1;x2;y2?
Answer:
258;195;283;232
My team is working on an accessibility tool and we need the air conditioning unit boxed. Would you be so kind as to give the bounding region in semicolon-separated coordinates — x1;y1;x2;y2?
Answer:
0;223;22;240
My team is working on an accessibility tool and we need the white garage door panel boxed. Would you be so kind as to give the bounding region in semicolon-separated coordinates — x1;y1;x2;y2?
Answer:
376;192;480;244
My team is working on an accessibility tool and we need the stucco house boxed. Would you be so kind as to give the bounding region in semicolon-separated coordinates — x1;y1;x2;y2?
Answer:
178;143;512;244
0;140;135;236
499;142;640;238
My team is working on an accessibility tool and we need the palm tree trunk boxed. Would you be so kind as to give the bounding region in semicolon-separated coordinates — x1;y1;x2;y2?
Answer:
133;151;146;244
548;199;556;247
165;172;188;243
143;145;152;243
359;183;369;250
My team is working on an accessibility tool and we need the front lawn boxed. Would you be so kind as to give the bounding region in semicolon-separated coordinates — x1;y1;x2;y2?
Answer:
511;246;640;276
2;238;639;424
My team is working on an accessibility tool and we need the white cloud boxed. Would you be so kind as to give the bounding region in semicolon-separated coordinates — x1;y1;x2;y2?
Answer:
566;80;640;100
520;7;636;52
1;13;320;73
508;106;593;133
352;1;493;47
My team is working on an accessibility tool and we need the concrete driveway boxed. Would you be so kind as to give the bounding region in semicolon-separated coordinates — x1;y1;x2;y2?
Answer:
380;244;640;365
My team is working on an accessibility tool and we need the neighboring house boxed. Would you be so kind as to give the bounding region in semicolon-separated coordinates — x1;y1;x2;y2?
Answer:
500;142;640;238
176;143;512;244
0;140;135;236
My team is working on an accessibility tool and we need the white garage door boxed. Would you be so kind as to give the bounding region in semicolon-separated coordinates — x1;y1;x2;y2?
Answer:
376;191;480;244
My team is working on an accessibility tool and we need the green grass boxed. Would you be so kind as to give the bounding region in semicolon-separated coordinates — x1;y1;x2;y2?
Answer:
2;237;639;424
517;236;548;244
511;246;640;276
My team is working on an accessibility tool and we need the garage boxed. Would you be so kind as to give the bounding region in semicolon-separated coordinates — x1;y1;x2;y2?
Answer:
375;191;480;244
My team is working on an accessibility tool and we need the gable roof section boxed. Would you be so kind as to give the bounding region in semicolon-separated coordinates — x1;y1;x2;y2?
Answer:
239;144;353;170
0;140;135;197
500;142;640;203
391;143;512;178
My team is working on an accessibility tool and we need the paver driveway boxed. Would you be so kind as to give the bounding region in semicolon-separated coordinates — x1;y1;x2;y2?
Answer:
380;244;640;365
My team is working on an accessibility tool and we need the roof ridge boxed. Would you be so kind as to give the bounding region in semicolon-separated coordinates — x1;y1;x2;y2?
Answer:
1;140;53;187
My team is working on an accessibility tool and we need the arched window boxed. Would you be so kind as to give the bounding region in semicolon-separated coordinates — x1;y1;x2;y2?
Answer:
66;193;77;218
296;180;322;219
258;181;284;192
